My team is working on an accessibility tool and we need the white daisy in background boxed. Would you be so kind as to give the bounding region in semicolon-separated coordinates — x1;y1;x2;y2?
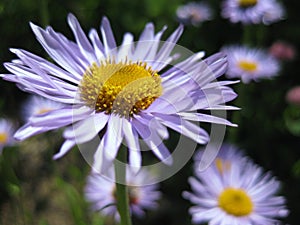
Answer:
176;2;213;26
222;0;285;25
22;95;64;121
84;167;161;221
1;14;237;172
0;119;16;153
183;144;289;225
222;45;280;83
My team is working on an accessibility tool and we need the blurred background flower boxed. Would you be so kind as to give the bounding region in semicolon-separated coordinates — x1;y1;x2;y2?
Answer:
0;119;16;153
176;2;213;26
221;0;285;25
22;95;65;121
84;167;161;222
269;41;296;61
183;144;289;225
222;45;280;83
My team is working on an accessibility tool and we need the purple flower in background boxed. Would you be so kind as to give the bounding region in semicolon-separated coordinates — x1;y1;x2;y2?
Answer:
222;45;280;83
176;2;213;26
0;119;16;153
183;144;289;225
222;0;285;25
84;167;161;221
22;95;64;121
1;14;237;172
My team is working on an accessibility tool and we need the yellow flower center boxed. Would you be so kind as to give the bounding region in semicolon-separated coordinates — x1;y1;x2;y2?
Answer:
79;60;162;118
215;158;231;174
238;60;258;72
0;132;8;144
218;188;254;217
238;0;257;8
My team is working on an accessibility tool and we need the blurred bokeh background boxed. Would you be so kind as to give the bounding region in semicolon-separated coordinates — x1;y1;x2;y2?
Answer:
0;0;300;224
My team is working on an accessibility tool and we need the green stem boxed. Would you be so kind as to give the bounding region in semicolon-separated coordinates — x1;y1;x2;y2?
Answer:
40;0;49;27
114;146;132;225
242;25;252;45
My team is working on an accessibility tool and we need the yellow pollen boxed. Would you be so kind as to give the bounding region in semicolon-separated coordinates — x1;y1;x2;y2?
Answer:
215;158;231;174
79;60;162;118
0;132;8;144
218;188;254;216
238;0;257;7
238;60;258;72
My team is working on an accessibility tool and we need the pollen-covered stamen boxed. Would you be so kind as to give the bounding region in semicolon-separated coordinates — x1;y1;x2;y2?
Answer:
79;60;162;117
238;0;257;8
218;188;254;216
238;60;258;72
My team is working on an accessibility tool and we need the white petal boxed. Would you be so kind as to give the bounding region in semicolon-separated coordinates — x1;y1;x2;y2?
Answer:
117;33;134;61
123;119;141;173
178;112;237;127
133;116;172;165
63;113;109;143
101;17;117;56
67;13;97;63
53;139;76;160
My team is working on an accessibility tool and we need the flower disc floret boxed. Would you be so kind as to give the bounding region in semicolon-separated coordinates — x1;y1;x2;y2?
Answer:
79;60;162;118
238;60;258;72
218;187;253;216
0;133;8;144
239;0;257;8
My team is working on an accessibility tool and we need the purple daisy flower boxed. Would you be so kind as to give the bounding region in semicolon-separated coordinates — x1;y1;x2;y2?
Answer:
22;95;65;121
222;0;285;25
1;14;237;172
183;144;289;225
84;167;161;221
222;45;280;83
176;2;213;26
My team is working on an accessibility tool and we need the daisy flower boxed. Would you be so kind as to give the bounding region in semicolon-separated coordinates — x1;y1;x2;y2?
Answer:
222;45;279;83
1;14;237;172
84;167;161;221
176;2;213;26
183;144;289;225
222;0;284;25
0;119;16;153
22;95;64;121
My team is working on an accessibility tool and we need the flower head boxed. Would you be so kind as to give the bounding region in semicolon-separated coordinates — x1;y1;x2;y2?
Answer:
22;95;64;121
1;14;236;172
176;2;213;26
222;45;279;83
222;0;285;25
84;167;161;221
0;119;16;153
183;144;289;225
